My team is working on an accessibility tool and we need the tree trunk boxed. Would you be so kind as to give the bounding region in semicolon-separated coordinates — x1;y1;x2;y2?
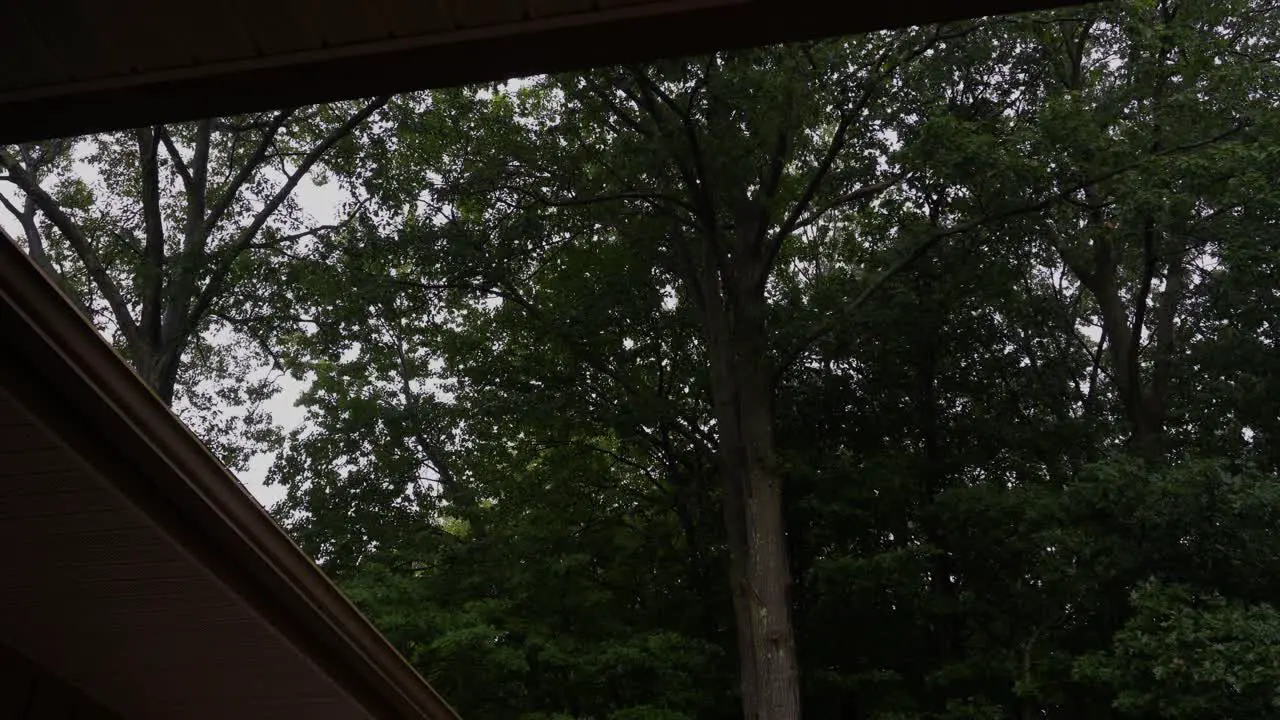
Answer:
1077;233;1182;462
135;346;183;406
704;295;802;720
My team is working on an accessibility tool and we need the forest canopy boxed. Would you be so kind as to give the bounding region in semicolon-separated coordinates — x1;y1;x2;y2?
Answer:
5;0;1280;718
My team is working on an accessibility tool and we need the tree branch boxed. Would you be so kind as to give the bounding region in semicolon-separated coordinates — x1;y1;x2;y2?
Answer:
630;70;720;240
0;150;141;348
791;171;908;232
156;126;195;193
162;119;216;350
383;311;462;496
762;29;957;286
0;191;23;224
202;108;296;233
1129;217;1159;352
772;111;859;246
1147;250;1184;420
503;183;698;220
137;127;167;349
244;215;360;250
181;98;389;348
583;77;653;139
1082;328;1108;416
0;191;55;277
772;144;1219;382
758;110;794;209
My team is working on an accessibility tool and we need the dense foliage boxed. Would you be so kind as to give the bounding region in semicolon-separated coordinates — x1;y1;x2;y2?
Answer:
9;0;1280;717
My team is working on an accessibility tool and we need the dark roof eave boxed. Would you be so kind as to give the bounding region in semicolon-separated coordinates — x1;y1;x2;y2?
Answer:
0;0;1090;142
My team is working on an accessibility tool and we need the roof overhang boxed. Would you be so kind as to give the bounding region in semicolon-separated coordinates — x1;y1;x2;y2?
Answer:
0;236;457;718
4;0;1092;143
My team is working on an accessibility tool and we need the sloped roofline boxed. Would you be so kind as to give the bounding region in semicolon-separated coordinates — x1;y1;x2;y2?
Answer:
0;233;459;719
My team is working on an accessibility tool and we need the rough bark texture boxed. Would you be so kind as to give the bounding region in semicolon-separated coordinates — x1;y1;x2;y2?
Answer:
706;318;801;720
680;202;801;719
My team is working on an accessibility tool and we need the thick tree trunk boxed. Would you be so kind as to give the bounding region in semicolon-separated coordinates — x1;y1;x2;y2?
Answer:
133;344;183;406
704;301;802;720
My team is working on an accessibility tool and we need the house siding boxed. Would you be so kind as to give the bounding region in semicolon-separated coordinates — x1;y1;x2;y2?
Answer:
0;642;119;719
